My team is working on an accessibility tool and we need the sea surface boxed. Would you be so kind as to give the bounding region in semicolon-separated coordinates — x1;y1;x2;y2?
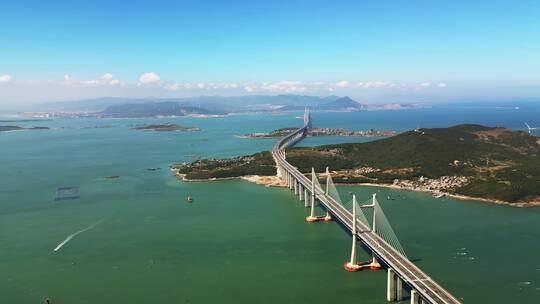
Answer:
1;105;540;303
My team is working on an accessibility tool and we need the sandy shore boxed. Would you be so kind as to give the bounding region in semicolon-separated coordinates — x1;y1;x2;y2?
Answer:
171;168;287;187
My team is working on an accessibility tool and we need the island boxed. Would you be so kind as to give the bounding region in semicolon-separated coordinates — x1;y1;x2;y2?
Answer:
239;127;395;138
171;124;540;207
132;123;201;132
100;102;228;118
0;125;50;132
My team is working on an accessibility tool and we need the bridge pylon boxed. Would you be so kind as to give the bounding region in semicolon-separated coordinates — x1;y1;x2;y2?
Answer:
369;193;383;270
344;194;362;271
323;167;333;222
306;167;323;222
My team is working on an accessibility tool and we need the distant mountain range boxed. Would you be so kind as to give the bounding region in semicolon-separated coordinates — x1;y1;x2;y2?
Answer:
100;102;226;118
39;95;340;112
36;95;426;118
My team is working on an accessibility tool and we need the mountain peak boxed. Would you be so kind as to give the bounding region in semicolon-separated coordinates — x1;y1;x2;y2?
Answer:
319;96;362;111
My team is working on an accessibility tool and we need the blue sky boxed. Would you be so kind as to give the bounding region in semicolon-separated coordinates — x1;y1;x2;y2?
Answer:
0;0;539;104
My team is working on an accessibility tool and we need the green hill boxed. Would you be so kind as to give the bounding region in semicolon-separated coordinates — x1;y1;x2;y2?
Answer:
173;124;540;205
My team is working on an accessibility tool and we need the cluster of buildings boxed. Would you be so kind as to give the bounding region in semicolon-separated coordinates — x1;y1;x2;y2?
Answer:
354;166;381;174
309;128;396;137
244;127;396;138
393;175;469;194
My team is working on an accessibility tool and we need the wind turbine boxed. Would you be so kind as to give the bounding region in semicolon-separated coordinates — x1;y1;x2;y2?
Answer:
525;122;538;135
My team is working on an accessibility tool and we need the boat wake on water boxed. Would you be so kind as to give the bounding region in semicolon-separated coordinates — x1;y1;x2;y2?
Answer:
53;220;103;252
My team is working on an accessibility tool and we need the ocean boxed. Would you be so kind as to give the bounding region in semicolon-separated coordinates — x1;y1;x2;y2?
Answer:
1;105;540;303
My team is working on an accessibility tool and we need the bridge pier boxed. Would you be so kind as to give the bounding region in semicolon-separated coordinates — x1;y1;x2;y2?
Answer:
288;173;293;189
324;210;332;221
299;184;303;200
294;179;298;195
396;277;403;301
410;289;419;304
370;255;383;270
386;269;405;302
304;189;309;207
387;268;396;302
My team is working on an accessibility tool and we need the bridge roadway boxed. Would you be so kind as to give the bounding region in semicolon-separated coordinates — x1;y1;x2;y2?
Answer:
271;118;461;304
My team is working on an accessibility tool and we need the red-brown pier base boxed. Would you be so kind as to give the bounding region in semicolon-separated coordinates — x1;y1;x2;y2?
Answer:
344;260;371;272
305;216;325;222
343;259;383;272
369;257;383;270
344;261;362;272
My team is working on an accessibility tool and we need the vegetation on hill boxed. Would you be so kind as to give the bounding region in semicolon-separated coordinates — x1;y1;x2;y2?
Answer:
172;124;540;205
100;102;227;118
132;123;201;132
172;152;276;179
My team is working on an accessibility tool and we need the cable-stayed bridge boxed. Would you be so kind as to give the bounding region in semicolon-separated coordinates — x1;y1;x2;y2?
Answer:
271;109;461;304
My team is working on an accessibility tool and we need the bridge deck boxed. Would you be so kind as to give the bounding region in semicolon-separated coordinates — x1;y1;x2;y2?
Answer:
271;118;460;304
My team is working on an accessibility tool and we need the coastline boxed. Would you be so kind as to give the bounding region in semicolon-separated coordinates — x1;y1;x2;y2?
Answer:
353;182;540;208
171;169;540;208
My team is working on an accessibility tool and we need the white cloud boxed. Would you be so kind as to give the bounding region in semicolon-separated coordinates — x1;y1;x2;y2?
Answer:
335;80;349;88
419;82;432;87
0;74;14;82
244;85;257;92
358;81;392;89
62;73;121;86
99;73;114;81
437;82;447;88
259;81;307;93
223;83;238;89
139;72;160;84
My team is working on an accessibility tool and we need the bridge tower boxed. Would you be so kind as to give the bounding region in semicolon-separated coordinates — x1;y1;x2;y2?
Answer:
306;168;321;222
369;193;383;270
344;194;362;271
303;107;311;128
323;167;333;222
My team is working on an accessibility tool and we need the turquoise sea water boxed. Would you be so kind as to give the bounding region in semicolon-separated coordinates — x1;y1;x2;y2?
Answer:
1;108;540;303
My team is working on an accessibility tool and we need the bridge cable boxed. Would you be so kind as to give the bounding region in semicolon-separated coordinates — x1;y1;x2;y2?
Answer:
373;197;408;258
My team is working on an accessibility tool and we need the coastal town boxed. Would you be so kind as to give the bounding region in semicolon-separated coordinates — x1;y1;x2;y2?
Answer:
239;127;396;138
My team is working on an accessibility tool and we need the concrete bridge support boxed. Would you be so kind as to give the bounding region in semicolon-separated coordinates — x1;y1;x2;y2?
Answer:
288;173;293;189
387;268;396;302
410;290;419;304
304;189;309;207
386;269;404;302
396;277;404;301
294;179;298;195
299;184;303;201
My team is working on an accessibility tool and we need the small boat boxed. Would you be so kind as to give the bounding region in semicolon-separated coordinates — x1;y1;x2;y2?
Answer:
433;192;445;198
187;196;194;203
